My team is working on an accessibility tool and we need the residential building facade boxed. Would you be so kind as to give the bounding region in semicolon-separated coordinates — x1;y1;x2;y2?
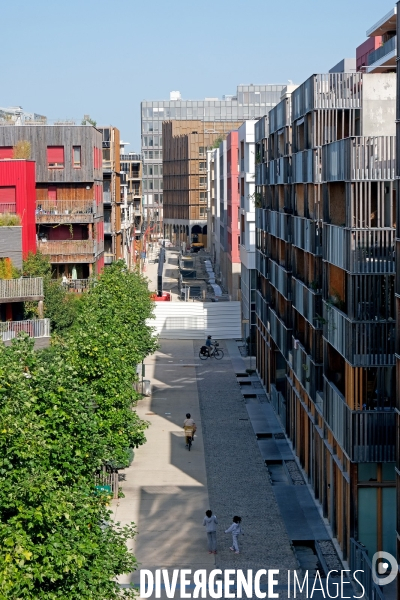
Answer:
238;120;257;345
255;71;396;565
162;120;242;247
98;126;120;264
396;1;400;591
141;85;286;235
120;151;142;269
0;125;104;278
356;7;396;73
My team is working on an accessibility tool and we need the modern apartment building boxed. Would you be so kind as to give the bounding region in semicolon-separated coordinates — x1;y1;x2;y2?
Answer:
255;70;396;565
141;85;286;234
98;126;120;264
119;151;142;269
0;125;104;278
238;120;257;345
163;120;242;248
356;6;396;73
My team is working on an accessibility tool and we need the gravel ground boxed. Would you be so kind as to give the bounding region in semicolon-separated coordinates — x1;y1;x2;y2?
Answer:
194;342;299;573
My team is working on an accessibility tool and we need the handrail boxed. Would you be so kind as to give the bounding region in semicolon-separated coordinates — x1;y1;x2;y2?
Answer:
0;277;43;300
0;318;50;341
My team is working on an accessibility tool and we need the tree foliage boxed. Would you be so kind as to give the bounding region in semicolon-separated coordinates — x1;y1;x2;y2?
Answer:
0;260;157;598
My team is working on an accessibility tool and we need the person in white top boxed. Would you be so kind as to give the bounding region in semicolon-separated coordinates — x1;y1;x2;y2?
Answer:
225;516;243;554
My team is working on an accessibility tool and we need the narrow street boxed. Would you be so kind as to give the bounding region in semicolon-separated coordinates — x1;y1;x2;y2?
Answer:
112;333;348;598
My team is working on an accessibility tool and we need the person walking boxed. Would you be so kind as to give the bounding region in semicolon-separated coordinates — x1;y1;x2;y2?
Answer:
203;510;218;554
225;516;243;554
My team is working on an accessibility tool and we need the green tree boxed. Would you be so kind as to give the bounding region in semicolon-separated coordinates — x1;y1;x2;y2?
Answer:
0;336;138;598
63;261;158;464
23;252;81;332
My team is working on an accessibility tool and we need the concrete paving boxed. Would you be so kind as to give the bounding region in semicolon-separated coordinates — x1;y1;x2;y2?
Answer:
111;338;350;599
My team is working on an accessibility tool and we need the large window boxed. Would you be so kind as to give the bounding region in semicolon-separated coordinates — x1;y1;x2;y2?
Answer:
47;146;64;168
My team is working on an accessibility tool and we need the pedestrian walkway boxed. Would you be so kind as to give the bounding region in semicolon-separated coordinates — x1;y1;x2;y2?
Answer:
112;339;348;599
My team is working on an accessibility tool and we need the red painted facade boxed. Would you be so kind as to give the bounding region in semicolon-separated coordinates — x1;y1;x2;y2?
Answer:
0;160;36;257
226;131;240;264
356;36;382;71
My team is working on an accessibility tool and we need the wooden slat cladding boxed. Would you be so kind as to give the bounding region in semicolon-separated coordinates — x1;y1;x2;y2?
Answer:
163;120;243;222
36;184;95;201
0;126;103;183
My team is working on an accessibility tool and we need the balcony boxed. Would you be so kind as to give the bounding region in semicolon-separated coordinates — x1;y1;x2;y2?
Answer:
1;318;50;348
268;306;292;359
269;259;291;300
268;157;290;185
37;240;104;263
292;216;322;255
104;222;112;234
323;302;395;366
323;137;395;182
292;277;322;326
324;225;395;273
270;383;287;428
292;149;321;184
290;338;323;400
266;209;291;243
256;290;268;327
36;200;97;224
103;191;111;204
104;252;114;265
256;250;269;280
323;377;395;462
0;277;43;303
367;36;396;72
292;73;363;121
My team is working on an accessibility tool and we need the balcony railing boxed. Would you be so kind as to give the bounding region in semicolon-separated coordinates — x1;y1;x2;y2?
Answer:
323;377;395;462
268;306;292;359
37;240;103;262
292;277;322;326
291;338;323;399
292;149;321;184
0;277;43;302
256;250;269;280
256;290;268;326
0;203;16;214
103;191;111;204
292;73;363;121
324;225;395;273
268;157;289;185
367;36;396;66
292;216;322;255
323;302;395;366
36;200;97;222
0;318;50;342
266;209;291;243
323;137;395;181
269;259;291;300
270;383;287;429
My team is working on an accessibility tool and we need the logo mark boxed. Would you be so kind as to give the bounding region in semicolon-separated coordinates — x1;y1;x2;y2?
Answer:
371;552;399;586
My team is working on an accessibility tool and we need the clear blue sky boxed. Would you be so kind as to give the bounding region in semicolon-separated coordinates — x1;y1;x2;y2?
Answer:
1;0;394;150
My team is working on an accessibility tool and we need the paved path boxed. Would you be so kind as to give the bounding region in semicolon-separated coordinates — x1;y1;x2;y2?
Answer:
112;340;344;598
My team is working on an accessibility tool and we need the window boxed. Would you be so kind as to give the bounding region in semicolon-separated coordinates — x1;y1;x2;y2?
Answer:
199;176;207;187
200;192;207;202
199;161;207;172
200;207;206;217
73;146;81;168
0;147;13;159
47;146;64;168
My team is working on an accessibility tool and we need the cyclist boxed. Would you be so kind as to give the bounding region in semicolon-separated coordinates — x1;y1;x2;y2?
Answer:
183;413;197;446
205;335;213;357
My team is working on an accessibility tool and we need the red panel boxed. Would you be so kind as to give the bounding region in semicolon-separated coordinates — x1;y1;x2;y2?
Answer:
48;186;57;201
0;186;16;203
0;160;36;257
0;147;13;159
96;255;104;274
47;146;64;166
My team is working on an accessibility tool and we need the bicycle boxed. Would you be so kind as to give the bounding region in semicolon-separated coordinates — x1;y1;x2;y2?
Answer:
199;341;224;361
184;426;194;451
